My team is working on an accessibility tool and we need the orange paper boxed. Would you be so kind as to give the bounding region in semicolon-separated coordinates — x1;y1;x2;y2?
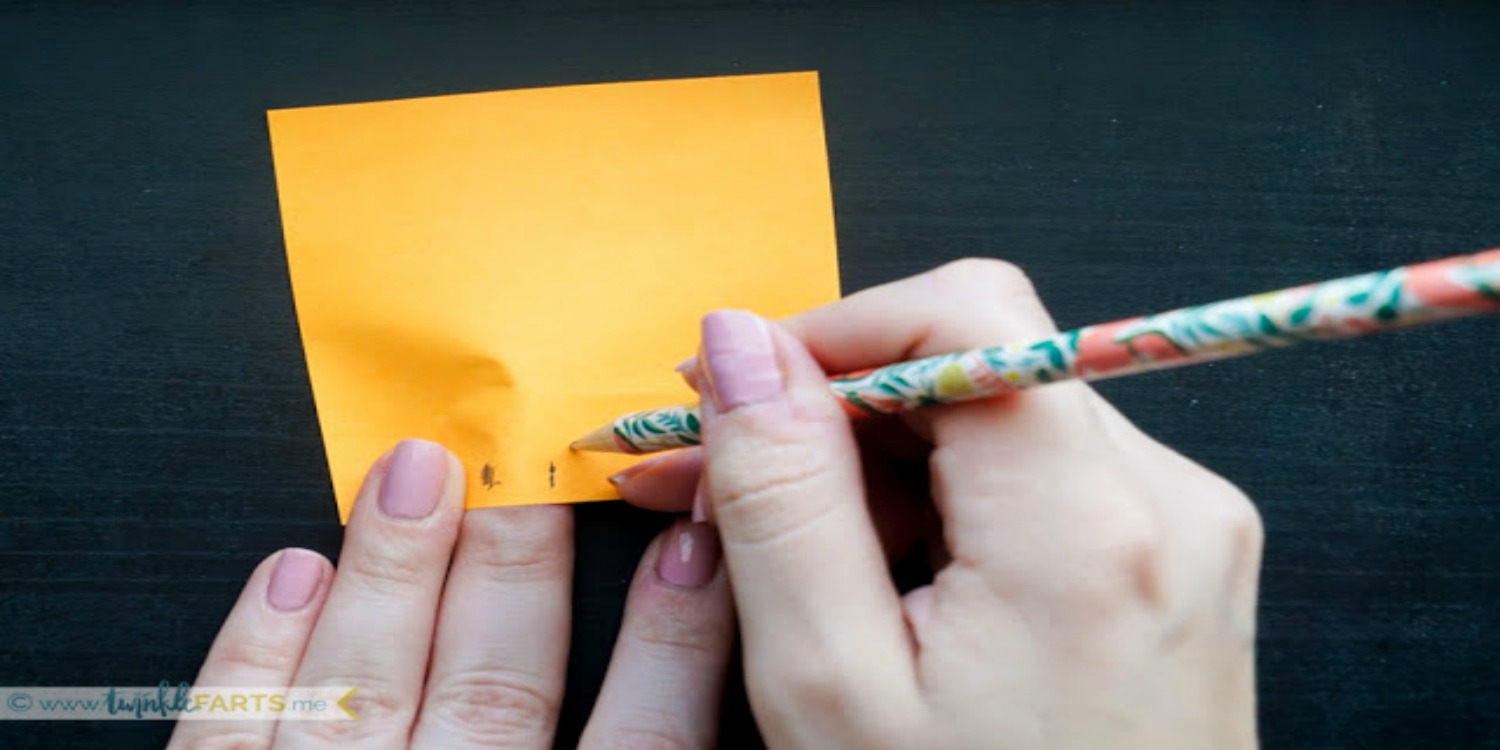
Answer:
268;72;841;521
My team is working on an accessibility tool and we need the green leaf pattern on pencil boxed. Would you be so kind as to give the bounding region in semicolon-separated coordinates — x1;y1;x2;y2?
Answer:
611;404;703;453
1454;255;1500;302
599;249;1500;453
1099;252;1500;379
1102;269;1416;372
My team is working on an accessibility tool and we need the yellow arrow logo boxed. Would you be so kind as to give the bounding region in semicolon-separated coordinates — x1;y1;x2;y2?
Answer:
338;688;359;720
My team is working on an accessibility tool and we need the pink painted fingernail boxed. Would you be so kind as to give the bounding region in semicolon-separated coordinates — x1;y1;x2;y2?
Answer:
266;548;323;612
656;521;721;589
701;310;782;411
609;452;674;486
379;439;449;519
675;356;704;393
690;480;710;524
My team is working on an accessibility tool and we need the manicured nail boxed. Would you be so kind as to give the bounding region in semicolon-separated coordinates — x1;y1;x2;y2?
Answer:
609;452;674;487
266;549;323;612
675;356;704;393
656;521;721;589
690;479;710;524
379;439;448;519
701;310;782;411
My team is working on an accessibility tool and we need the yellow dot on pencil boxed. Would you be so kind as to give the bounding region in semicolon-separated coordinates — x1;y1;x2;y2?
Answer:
1005;372;1021;382
936;363;975;397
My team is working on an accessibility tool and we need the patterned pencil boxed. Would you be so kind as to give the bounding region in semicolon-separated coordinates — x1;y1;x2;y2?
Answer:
571;249;1500;454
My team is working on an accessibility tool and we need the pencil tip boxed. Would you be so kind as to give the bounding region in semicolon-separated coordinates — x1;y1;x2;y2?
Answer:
569;426;624;454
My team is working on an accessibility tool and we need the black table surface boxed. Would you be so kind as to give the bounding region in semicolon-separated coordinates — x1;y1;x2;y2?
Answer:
4;2;1498;747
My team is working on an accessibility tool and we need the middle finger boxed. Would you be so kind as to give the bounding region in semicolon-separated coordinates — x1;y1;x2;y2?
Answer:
410;505;574;749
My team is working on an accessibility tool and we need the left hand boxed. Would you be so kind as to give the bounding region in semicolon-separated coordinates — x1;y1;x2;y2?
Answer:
169;439;734;749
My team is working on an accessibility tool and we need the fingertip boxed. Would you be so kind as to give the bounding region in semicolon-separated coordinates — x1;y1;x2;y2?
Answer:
698;316;866;531
700;310;782;411
579;519;734;750
675;356;704;393
653;519;723;590
696;310;839;418
374;438;462;520
690;476;711;524
611;449;703;512
265;547;331;613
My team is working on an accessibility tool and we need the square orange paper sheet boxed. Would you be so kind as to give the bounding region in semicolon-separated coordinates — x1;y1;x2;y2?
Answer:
268;72;841;521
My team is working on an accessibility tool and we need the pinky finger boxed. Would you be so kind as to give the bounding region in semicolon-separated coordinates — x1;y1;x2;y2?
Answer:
167;548;331;749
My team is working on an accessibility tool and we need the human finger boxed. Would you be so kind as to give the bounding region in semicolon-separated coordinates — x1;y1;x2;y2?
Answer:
612;437;928;564
409;505;573;749
696;310;919;736
610;449;702;513
579;520;734;749
166;548;332;750
275;440;466;749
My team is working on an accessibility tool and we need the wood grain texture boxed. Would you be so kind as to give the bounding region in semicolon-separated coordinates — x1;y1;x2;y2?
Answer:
2;2;1497;747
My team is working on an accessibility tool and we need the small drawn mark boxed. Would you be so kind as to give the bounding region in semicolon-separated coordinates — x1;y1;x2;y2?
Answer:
549;462;557;489
481;463;498;490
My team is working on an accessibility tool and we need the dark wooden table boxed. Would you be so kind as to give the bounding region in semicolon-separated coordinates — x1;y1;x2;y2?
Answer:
4;3;1498;747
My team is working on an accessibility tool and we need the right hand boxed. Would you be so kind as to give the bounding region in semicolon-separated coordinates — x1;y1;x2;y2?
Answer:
614;259;1263;748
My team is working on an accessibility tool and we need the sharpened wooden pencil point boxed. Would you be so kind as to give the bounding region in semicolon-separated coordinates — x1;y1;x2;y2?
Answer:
569;425;630;453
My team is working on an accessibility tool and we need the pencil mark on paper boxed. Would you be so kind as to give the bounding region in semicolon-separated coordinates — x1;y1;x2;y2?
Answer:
549;462;557;489
481;463;498;490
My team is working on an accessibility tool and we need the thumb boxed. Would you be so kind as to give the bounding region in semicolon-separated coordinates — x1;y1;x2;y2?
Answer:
697;310;915;720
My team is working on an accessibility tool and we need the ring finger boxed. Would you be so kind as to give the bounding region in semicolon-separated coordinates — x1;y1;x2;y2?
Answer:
579;519;735;749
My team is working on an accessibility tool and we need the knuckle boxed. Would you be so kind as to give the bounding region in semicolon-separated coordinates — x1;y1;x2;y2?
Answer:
932;257;1037;299
596;726;698;750
289;681;410;743
1218;490;1265;593
340;543;432;597
289;716;381;744
1187;475;1265;585
1053;493;1167;611
420;669;559;743
1097;502;1164;581
625;603;730;661
1096;501;1163;566
303;678;411;735
457;507;570;584
711;444;843;547
209;636;300;677
173;732;267;750
1208;489;1262;542
1223;492;1265;551
1052;467;1163;567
